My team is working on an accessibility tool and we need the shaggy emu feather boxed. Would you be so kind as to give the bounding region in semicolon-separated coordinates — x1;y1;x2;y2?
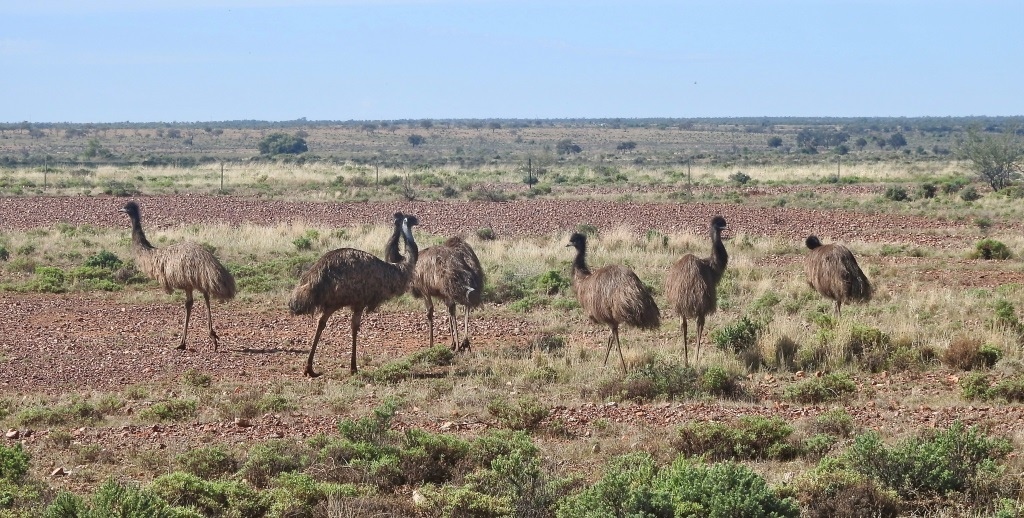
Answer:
805;235;872;316
119;201;236;351
289;213;418;376
665;216;728;366
390;236;484;351
568;232;660;372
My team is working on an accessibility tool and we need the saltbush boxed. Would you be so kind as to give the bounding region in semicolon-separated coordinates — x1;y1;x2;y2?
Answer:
557;452;799;518
783;373;857;404
845;421;1011;499
672;416;799;461
970;239;1012;260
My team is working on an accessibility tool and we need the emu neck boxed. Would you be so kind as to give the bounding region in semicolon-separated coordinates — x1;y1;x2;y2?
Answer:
129;216;155;251
708;229;728;278
572;246;591;279
383;222;404;263
396;232;419;276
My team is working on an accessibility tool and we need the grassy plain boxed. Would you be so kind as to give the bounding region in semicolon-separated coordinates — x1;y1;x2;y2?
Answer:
2;119;1024;516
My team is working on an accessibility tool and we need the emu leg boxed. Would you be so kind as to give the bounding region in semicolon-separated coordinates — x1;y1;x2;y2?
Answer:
303;311;333;377
460;304;471;352
178;291;194;350
835;300;843;317
202;292;220;352
447;302;460;350
349;308;364;374
612;324;627;373
681;318;690;367
425;296;436;348
695;315;706;365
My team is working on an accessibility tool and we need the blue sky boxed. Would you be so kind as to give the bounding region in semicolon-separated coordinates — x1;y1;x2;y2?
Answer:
2;1;1022;123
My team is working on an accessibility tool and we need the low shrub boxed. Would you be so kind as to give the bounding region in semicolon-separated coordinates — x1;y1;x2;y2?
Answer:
783;373;857;404
139;399;197;422
970;239;1012;260
845;421;1011;499
177;446;239;479
556;453;799;518
943;337;1001;370
672;415;799;461
711;315;763;354
486;396;549;431
813;408;855;438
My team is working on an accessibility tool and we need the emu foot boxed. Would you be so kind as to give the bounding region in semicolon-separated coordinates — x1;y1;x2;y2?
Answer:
210;330;220;352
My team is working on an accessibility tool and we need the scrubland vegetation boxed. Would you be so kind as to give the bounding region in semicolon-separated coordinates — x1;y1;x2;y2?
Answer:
1;117;1024;516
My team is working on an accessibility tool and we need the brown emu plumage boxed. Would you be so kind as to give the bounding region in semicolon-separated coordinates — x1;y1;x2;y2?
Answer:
289;213;418;376
119;201;236;351
568;232;660;372
804;235;872;316
399;236;485;351
665;216;728;366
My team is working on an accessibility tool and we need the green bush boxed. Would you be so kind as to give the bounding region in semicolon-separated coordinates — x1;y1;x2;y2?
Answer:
239;441;308;489
0;444;29;483
845;421;1011;499
597;360;699;402
795;463;899;518
783;373;857;404
711;315;763;354
960;185;982;201
149;471;269;517
47;479;191;518
177;446;239;479
30;266;67;293
672;416;799;461
487;396;550;431
883;186;909;201
139;399;197;422
970;239;1012;260
83;250;123;269
557;453;799;518
813;408;855;438
17;400;103;427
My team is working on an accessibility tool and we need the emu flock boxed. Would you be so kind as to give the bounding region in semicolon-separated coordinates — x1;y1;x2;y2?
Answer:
119;202;872;377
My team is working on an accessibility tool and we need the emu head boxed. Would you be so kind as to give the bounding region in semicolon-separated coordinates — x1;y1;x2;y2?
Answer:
401;214;419;242
119;201;141;220
567;232;587;250
710;216;727;231
805;235;823;250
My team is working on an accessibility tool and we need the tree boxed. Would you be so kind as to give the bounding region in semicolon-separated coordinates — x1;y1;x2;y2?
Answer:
616;141;637;152
408;134;426;147
767;136;783;148
257;132;308;155
488;122;502;133
888;132;907;149
556;139;582;155
959;126;1024;191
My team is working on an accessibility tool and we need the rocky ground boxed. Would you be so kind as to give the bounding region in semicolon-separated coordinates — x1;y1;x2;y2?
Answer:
3;194;1023;495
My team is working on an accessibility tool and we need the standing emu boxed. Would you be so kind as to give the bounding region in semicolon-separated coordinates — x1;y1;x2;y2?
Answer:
567;232;660;371
804;235;872;316
665;216;728;366
119;201;236;351
390;236;484;351
289;213;419;376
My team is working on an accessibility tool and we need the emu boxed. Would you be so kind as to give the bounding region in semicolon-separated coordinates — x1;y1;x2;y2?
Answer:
665;216;728;366
805;235;872;316
289;213;418;376
392;236;484;351
567;232;660;372
119;201;236;351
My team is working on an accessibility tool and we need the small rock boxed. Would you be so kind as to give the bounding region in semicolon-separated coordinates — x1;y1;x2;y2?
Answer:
234;418;252;427
5;429;19;439
50;467;68;477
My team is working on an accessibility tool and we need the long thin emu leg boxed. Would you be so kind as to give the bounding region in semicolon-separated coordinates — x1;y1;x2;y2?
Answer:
203;292;220;352
447;302;458;350
425;296;435;348
695;315;706;365
304;310;333;377
602;327;615;366
460;304;472;352
178;290;194;350
681;318;689;367
349;308;364;374
613;325;627;373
